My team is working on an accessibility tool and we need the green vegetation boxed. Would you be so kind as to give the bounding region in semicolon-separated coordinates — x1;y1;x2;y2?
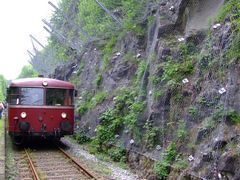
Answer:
95;108;121;148
216;0;240;59
18;64;38;79
108;147;126;162
78;103;89;115
197;96;215;107
95;36;117;88
123;52;137;65
102;36;117;70
73;131;91;144
143;120;159;148
94;91;107;105
176;120;187;141
173;93;184;104
200;105;225;131
226;110;240;124
217;0;240;29
121;0;147;35
77;91;107;115
123;100;145;130
76;0;116;37
77;91;94;115
154;142;177;179
95;73;103;88
77;60;85;75
0;75;7;102
157;42;198;92
153;89;163;101
162;58;194;83
91;89;144;150
0;119;3;134
188;106;199;120
75;0;147;37
135;60;147;85
227;32;240;60
48;39;70;61
174;155;188;171
178;42;197;56
76;90;143;152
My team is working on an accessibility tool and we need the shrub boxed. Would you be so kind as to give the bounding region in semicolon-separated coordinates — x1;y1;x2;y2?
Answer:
74;131;91;144
77;91;106;115
153;89;163;101
226;110;240;124
176;120;187;141
188;106;199;119
162;59;194;82
122;0;147;35
123;101;145;130
143;121;159;148
135;60;147;84
78;103;89;115
154;161;170;180
174;156;188;170
95;108;122;148
216;0;240;25
154;142;177;179
102;36;117;70
108;147;126;162
92;91;107;106
95;73;103;88
227;33;240;60
94;88;144;150
216;0;240;59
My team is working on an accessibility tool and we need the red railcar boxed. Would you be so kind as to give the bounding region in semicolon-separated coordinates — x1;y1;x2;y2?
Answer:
7;77;76;143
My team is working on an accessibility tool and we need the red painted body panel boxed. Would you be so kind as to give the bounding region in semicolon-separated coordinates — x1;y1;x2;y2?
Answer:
8;106;74;134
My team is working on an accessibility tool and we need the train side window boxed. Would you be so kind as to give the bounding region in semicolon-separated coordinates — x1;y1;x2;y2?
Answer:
66;90;74;106
8;95;20;105
7;87;21;105
46;89;65;106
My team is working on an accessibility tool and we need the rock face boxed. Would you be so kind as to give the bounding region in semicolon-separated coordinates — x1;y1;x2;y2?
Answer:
50;0;240;179
184;0;225;35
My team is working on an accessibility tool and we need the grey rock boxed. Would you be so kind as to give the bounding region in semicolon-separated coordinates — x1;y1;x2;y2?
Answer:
202;152;213;162
196;128;211;143
213;140;227;150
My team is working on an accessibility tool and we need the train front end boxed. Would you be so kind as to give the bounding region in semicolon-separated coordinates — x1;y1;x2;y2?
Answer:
7;78;75;143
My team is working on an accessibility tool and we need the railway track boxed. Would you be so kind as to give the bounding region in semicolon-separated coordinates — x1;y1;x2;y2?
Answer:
14;146;98;180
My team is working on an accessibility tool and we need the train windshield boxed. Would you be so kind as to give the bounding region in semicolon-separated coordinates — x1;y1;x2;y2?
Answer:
46;88;74;106
8;87;44;105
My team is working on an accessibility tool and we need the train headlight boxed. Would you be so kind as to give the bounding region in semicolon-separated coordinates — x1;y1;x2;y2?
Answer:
20;112;27;119
42;81;48;86
61;112;67;119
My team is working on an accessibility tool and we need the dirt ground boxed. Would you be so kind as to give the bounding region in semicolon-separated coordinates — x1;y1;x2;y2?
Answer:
0;118;5;179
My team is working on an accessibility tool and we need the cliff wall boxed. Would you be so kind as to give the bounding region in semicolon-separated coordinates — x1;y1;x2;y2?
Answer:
40;0;240;179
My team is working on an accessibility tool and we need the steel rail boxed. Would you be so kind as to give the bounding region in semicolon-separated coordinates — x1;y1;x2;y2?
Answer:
24;149;41;180
58;147;97;180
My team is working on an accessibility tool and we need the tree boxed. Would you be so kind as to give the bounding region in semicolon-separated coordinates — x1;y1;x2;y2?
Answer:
17;65;38;79
0;75;7;101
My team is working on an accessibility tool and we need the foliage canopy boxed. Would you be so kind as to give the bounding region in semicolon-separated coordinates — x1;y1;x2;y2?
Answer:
0;75;7;101
17;65;38;79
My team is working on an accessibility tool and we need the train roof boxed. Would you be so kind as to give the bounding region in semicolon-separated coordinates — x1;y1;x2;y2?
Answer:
9;77;74;89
